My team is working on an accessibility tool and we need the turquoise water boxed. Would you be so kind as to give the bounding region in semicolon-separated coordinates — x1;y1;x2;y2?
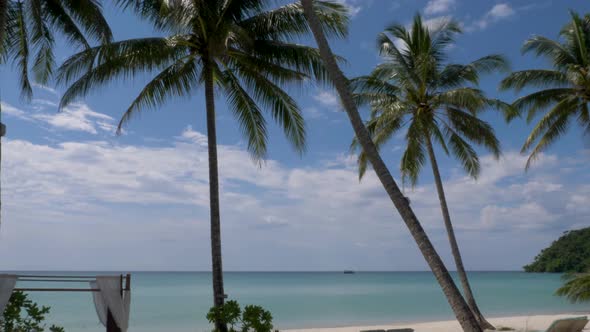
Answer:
6;272;589;331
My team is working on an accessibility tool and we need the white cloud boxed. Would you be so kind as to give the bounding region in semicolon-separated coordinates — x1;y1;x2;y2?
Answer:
488;3;515;18
335;0;362;17
468;3;515;31
1;102;28;120
32;82;58;96
32;103;116;134
424;0;455;15
313;90;340;110
0;124;588;271
2;101;117;135
303;107;323;119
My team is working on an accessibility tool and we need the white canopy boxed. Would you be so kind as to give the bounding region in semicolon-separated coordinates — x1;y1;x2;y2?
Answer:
0;274;17;314
0;274;130;332
92;276;131;331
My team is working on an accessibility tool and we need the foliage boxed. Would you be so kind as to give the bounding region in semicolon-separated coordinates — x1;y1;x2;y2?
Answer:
207;300;274;332
524;227;590;272
58;0;349;160
500;11;590;169
0;291;65;332
0;0;112;99
555;272;590;303
350;14;509;185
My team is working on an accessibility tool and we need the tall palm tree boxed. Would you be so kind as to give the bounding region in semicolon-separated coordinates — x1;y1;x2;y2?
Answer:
500;11;590;169
350;15;509;330
0;0;112;229
300;2;482;331
57;1;347;330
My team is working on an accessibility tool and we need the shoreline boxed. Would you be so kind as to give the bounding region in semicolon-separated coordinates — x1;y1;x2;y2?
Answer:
284;313;589;332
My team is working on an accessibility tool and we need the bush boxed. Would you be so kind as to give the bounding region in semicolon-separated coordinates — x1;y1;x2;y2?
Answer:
207;300;275;332
0;291;65;332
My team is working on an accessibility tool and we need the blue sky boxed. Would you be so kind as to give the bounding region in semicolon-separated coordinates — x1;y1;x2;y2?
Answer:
0;0;589;271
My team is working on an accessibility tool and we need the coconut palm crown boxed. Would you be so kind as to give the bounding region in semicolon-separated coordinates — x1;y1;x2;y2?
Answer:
352;15;508;185
0;0;112;99
501;11;590;169
58;0;347;158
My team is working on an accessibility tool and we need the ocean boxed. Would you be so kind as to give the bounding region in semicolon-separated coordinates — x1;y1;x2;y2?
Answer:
6;272;588;331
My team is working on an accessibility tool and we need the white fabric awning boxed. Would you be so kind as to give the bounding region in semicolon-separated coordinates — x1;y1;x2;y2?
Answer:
94;276;131;331
0;274;17;314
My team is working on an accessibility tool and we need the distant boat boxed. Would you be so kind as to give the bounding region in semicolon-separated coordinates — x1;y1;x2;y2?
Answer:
343;270;355;274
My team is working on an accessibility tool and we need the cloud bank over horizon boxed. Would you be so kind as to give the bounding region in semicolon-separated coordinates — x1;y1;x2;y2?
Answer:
0;109;588;271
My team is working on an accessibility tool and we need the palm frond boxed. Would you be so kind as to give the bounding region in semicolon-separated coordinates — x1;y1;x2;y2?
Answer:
511;88;576;123
7;1;32;99
522;97;578;169
522;35;576;68
240;0;348;40
28;0;55;84
118;57;200;133
445;107;501;159
220;69;269;159
401;118;425;186
556;273;590;303
59;0;113;44
500;69;570;92
58;37;184;108
230;58;306;153
444;125;480;178
43;0;91;49
350;75;399;107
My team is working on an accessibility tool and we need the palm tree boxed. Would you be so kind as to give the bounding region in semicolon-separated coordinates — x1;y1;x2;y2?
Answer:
350;15;509;330
57;1;347;330
500;11;590;169
300;2;483;331
556;272;590;303
0;0;112;229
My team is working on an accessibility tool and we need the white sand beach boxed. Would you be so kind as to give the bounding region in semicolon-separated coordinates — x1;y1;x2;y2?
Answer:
285;313;589;332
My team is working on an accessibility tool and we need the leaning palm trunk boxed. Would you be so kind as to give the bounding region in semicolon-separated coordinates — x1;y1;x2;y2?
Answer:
204;59;227;332
301;1;481;331
425;137;494;331
0;0;5;231
0;0;6;44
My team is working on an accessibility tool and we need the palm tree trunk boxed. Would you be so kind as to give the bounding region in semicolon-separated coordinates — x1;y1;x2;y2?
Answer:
0;0;5;232
424;137;493;330
300;1;481;331
0;0;7;46
204;58;228;332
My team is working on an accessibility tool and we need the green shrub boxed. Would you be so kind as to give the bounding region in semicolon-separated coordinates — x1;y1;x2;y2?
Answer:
207;300;274;332
0;291;65;332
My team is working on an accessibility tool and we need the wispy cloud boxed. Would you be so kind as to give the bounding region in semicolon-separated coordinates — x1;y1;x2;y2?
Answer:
335;0;363;17
313;90;341;110
467;3;515;31
2;101;117;135
424;0;456;15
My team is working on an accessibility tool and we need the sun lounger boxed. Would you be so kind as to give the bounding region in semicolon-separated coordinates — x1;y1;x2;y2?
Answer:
484;316;589;332
542;316;589;332
360;328;413;332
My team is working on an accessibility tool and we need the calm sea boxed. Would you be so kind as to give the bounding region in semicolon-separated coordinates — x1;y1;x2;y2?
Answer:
5;272;588;331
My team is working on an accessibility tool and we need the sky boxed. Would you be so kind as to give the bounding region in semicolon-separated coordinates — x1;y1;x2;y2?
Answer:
0;0;589;271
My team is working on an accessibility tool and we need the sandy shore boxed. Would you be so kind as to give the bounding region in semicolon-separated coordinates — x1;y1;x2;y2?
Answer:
285;313;589;332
